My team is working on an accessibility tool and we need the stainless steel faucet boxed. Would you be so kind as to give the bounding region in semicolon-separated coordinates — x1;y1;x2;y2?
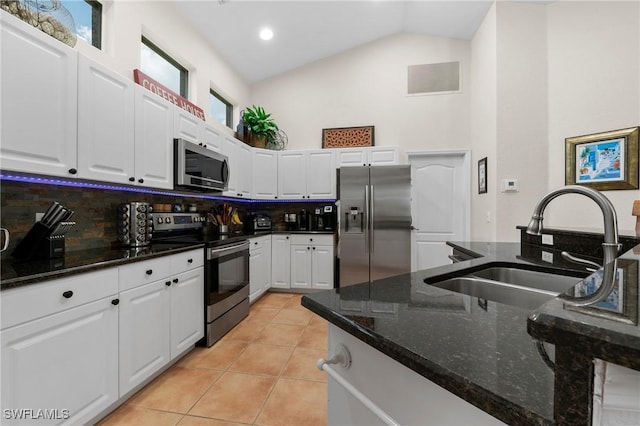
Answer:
526;185;622;307
526;185;621;266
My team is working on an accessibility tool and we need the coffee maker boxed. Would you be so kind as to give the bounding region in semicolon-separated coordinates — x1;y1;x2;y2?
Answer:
313;205;336;231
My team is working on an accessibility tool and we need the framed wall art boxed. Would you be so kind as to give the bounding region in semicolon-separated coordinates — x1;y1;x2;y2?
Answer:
565;126;639;190
322;126;374;149
478;157;487;194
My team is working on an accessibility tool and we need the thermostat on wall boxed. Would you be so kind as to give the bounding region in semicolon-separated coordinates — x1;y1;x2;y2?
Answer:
501;179;519;192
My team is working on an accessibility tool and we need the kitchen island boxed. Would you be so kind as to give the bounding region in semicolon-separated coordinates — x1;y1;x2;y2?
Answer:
302;240;640;425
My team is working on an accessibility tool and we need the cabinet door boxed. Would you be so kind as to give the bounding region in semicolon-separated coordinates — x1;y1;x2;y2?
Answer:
252;148;278;199
174;108;203;143
307;150;336;199
367;147;399;166
134;86;174;189
271;235;291;289
312;245;334;289
119;279;170;396
290;245;312;289
278;151;307;199
78;55;135;184
1;297;118;425
203;123;223;153
0;11;78;178
249;245;265;302
170;267;204;359
221;135;239;197
262;236;272;293
237;141;253;197
336;148;367;167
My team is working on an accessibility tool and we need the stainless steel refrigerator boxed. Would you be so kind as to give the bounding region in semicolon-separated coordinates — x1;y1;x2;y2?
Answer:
338;165;411;287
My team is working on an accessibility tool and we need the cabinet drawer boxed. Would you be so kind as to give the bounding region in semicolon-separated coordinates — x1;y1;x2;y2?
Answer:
119;257;171;292
170;249;204;274
250;235;271;252
1;268;118;330
290;234;334;246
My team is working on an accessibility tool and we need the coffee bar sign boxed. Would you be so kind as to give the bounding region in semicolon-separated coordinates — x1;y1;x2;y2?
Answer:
133;69;205;120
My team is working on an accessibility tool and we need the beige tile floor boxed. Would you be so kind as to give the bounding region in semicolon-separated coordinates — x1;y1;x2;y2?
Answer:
99;292;328;426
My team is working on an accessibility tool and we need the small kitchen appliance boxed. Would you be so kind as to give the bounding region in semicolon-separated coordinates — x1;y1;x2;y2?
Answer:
244;213;272;233
118;202;153;247
174;138;229;192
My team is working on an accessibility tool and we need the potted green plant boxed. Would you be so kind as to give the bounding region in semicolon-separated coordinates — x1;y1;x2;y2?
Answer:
241;105;279;148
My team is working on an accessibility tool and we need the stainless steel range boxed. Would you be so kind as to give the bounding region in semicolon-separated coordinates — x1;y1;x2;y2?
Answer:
152;212;249;347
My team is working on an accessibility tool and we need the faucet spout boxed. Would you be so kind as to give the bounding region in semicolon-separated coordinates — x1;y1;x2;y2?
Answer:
526;185;621;265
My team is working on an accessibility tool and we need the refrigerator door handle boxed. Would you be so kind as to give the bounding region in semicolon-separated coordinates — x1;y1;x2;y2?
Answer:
370;185;375;253
364;185;370;253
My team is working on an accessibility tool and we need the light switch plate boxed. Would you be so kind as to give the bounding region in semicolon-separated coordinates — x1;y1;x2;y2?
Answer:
542;234;554;246
541;251;553;263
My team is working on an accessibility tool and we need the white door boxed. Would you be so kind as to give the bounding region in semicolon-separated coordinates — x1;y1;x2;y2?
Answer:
290;245;312;288
278;151;307;199
271;235;291;288
312;245;334;289
307;150;336;199
408;151;470;271
252;149;278;199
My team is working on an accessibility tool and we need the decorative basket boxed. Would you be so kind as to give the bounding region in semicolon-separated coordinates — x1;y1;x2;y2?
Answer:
1;0;77;47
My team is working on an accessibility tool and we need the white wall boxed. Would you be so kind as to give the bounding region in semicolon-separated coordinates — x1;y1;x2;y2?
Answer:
495;2;549;241
545;0;640;233
74;0;249;135
250;32;472;155
470;3;498;242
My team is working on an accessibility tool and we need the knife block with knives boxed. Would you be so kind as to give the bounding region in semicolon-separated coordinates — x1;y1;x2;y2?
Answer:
12;202;75;259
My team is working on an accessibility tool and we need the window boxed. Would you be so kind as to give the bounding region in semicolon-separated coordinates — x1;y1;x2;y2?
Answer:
62;1;102;49
209;90;233;128
141;36;188;97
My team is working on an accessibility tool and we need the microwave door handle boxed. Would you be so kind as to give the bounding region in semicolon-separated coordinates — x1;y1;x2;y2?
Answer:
222;159;230;184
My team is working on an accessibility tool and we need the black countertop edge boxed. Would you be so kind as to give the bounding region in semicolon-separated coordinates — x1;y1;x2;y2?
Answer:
1;243;204;290
301;295;553;426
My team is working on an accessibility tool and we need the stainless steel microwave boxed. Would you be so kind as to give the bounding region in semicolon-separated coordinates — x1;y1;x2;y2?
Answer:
174;138;229;191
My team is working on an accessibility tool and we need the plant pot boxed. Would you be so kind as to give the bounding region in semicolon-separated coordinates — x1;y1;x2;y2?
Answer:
250;133;266;148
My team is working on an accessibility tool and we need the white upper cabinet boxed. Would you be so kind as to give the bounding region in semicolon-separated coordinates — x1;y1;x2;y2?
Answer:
0;10;78;178
203;123;223;153
133;86;174;189
278;150;336;199
252;148;278;199
307;149;336;198
336;146;400;167
77;55;135;184
222;134;251;198
174;107;203;143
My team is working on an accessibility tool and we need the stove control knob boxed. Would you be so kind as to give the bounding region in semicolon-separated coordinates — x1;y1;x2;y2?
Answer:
157;217;163;224
165;217;172;224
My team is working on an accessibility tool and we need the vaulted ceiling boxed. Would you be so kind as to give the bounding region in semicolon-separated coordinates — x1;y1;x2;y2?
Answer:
170;1;494;83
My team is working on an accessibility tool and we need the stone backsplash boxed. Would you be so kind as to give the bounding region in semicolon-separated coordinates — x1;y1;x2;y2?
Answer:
0;180;335;259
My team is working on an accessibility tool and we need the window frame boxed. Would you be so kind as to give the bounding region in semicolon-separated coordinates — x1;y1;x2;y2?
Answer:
209;89;234;129
87;1;102;49
141;35;189;98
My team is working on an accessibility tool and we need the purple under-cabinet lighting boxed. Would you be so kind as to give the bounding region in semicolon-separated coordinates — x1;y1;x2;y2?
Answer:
0;173;335;204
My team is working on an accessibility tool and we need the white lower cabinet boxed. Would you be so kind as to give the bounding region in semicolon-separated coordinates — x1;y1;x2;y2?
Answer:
0;249;204;424
327;325;506;425
289;234;334;290
0;269;119;426
271;234;291;289
249;235;272;302
118;279;171;396
119;249;204;396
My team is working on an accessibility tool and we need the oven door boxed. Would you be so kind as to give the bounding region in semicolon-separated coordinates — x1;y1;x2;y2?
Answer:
205;241;250;319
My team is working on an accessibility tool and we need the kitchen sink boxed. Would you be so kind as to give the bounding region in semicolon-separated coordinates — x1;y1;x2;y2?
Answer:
424;264;589;310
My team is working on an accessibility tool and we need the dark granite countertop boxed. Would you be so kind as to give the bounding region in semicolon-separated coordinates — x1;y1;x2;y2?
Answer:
0;242;204;290
302;240;640;426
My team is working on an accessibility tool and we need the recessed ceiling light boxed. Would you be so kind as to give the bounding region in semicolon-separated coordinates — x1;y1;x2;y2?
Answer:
259;28;274;41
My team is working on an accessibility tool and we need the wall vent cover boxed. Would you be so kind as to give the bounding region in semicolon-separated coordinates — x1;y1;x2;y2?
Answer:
407;61;460;95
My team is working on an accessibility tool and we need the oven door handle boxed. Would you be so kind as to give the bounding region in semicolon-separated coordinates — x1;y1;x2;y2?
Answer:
208;241;250;259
